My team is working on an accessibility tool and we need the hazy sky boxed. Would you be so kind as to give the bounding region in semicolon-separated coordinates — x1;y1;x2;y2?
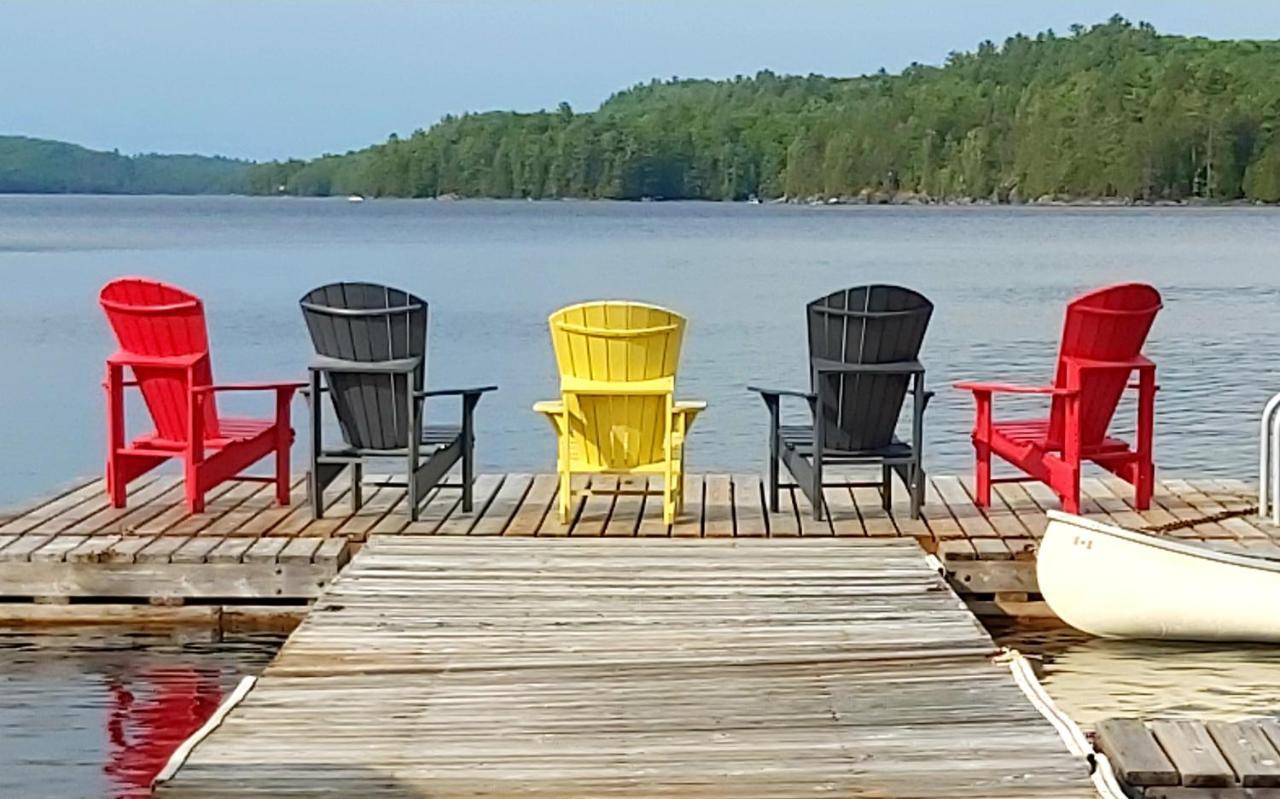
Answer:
3;1;1279;161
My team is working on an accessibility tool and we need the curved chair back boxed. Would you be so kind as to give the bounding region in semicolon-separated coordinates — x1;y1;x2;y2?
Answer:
1049;282;1162;447
548;301;686;469
807;285;932;451
300;282;427;451
100;277;219;441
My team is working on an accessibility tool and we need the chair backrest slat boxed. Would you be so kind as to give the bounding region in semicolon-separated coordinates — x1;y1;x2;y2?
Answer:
1048;283;1162;447
301;282;427;451
100;277;219;442
807;285;932;451
548;301;686;469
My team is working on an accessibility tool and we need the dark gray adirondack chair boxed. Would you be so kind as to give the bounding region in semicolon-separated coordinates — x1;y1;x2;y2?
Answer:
749;284;934;519
300;282;495;520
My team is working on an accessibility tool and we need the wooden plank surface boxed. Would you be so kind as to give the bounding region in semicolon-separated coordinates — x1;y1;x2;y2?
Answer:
1208;720;1280;787
155;537;1093;799
1096;718;1179;786
1151;719;1237;788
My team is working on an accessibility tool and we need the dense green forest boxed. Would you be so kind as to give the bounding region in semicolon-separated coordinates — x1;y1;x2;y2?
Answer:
248;17;1280;203
0;136;249;194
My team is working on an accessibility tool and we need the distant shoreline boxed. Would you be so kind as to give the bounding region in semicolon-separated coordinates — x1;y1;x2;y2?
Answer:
1;192;1275;209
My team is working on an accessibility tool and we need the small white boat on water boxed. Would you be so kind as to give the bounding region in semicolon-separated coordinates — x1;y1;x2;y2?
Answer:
1039;510;1280;643
347;194;365;203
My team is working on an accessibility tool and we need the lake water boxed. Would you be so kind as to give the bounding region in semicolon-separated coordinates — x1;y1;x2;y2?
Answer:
0;629;282;799
1;196;1278;506
994;624;1280;727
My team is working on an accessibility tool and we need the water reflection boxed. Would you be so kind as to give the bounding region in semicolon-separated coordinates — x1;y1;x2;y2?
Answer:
0;628;282;799
994;623;1280;727
104;668;223;798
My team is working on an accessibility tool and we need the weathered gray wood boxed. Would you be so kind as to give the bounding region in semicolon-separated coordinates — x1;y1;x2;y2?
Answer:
946;560;1039;594
1151;719;1237;787
1208;720;1280;787
1096;718;1179;786
154;537;1093;799
0;560;337;599
1146;789;1280;799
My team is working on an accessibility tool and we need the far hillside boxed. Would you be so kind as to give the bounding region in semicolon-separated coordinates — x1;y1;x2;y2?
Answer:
0;136;250;195
247;17;1280;203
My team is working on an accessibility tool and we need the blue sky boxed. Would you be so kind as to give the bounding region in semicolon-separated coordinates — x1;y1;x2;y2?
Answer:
3;1;1278;161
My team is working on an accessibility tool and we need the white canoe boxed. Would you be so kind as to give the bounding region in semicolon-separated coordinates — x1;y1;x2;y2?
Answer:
1038;510;1280;643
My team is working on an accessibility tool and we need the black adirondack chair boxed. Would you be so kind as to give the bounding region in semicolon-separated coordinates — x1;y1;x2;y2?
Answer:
300;282;495;520
749;284;934;519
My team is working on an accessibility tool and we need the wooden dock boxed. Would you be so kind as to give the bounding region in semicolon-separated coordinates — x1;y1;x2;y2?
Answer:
153;536;1094;798
1097;717;1280;795
0;472;1265;612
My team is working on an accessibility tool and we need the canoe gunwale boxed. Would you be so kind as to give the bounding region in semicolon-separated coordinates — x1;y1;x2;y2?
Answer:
1046;510;1280;574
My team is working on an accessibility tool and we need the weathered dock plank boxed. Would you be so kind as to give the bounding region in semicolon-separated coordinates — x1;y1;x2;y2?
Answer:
2;472;1274;610
154;537;1093;799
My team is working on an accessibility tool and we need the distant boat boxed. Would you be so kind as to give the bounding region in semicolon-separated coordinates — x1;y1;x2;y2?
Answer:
1038;510;1280;643
347;195;365;203
746;196;761;205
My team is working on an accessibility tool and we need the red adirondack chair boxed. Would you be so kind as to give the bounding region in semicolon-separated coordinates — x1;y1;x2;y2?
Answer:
955;283;1162;514
100;277;304;513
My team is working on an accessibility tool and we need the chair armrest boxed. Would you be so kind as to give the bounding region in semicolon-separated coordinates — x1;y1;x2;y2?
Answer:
308;355;421;375
416;385;498;398
954;381;1076;396
1065;354;1155;371
812;358;924;375
532;400;563;414
747;385;816;401
192;381;307;395
107;350;205;369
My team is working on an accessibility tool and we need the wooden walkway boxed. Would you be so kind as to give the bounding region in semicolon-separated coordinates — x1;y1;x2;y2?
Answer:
0;472;1265;605
1097;717;1280;795
154;537;1094;798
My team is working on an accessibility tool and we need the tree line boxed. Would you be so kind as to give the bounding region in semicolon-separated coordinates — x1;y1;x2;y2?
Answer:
247;17;1280;203
0;136;249;194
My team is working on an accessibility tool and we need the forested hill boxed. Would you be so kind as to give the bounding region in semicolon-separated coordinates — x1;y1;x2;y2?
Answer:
0;136;250;194
248;17;1280;203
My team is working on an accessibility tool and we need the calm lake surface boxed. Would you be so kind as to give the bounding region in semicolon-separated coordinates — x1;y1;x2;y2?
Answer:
0;629;282;799
3;197;1280;796
1;195;1278;505
995;624;1280;727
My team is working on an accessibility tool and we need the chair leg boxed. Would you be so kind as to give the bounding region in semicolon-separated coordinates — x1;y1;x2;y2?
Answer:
1060;467;1081;515
558;470;572;523
881;465;893;512
461;445;474;513
663;475;676;526
106;455;127;508
350;462;363;513
184;463;204;514
974;440;992;507
407;452;419;523
911;465;925;520
1135;459;1154;510
309;468;324;519
275;441;290;506
812;457;824;521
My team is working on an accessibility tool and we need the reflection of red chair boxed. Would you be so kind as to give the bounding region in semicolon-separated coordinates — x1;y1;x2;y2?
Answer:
104;668;222;799
956;283;1162;514
100;277;304;513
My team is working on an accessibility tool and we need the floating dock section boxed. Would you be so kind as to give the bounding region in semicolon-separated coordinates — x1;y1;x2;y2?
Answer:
154;537;1094;798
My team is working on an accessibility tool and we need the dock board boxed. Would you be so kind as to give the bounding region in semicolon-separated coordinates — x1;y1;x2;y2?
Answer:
1098;717;1280;793
0;472;1268;606
154;536;1093;798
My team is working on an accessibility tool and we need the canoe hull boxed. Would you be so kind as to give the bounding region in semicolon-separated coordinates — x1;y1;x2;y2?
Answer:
1038;510;1280;643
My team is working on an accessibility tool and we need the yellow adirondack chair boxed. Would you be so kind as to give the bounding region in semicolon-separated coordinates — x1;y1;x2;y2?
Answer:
533;301;706;525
